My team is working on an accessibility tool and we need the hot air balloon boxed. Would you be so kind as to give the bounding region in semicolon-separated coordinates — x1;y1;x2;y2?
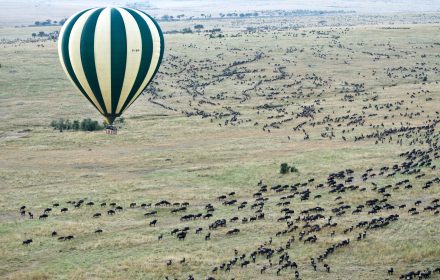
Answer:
58;7;164;126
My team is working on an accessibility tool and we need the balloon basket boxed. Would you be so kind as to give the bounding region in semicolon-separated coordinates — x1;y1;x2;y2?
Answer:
105;125;117;135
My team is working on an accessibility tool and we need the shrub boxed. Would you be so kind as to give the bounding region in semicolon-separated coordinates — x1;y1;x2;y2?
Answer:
280;163;289;174
72;120;80;130
182;28;193;34
290;166;299;173
280;163;299;174
194;24;204;30
80;118;103;131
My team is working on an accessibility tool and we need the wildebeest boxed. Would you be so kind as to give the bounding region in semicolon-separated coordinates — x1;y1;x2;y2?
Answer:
226;228;240;235
22;239;32;245
177;231;187;240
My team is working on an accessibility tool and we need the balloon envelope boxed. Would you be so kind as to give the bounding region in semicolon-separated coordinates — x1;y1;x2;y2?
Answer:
58;7;164;124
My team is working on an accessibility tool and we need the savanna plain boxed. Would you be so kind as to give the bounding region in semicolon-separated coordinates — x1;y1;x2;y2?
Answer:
0;10;440;280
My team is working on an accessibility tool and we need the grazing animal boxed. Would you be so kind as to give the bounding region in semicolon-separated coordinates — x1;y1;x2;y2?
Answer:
177;232;187;241
226;228;240;235
388;267;394;275
22;239;32;245
39;214;48;220
145;211;157;217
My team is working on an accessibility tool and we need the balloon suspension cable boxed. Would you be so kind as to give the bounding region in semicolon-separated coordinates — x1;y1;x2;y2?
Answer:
105;116;116;125
105;116;118;135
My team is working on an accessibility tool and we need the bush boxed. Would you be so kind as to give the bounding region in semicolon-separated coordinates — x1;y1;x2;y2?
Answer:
194;24;204;30
280;163;289;174
80;118;103;131
181;28;193;34
115;117;124;124
280;163;299;174
72;120;80;130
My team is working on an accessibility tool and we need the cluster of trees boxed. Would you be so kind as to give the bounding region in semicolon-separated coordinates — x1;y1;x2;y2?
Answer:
165;26;222;35
270;9;352;17
160;12;259;21
182;27;193;33
158;9;350;22
164;28;193;34
31;31;59;39
33;18;67;27
280;163;299;174
194;24;204;30
50;118;104;132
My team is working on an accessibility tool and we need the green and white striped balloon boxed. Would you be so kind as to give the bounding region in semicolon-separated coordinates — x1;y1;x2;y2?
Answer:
58;7;164;124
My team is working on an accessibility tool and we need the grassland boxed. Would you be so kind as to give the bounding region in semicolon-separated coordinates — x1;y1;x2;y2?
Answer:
0;14;440;280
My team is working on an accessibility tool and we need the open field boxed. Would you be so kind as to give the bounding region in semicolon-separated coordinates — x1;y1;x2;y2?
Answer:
1;12;440;280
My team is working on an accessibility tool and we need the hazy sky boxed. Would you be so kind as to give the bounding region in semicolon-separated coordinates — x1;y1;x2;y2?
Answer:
152;0;440;13
1;0;440;27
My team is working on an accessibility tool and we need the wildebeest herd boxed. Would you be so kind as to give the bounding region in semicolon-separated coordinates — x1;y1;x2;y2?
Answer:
2;10;440;280
18;135;440;279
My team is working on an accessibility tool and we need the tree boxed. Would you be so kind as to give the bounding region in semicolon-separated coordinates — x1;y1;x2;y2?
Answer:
161;15;171;21
182;28;192;34
194;24;204;30
72;120;80;130
280;163;289;174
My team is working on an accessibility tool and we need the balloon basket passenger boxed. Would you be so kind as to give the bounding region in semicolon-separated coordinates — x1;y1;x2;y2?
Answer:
105;125;117;135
